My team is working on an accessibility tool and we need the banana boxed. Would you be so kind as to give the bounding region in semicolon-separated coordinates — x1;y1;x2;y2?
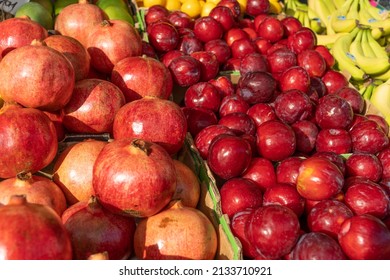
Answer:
360;28;377;58
330;0;358;33
346;0;359;20
331;0;346;10
307;5;319;20
284;0;297;16
361;0;389;22
314;0;333;30
302;10;311;29
349;28;390;75
326;13;337;35
365;27;389;59
362;80;375;100
310;18;326;35
269;0;283;15
331;28;368;82
372;67;390;82
358;0;375;26
316;32;349;47
369;79;390;125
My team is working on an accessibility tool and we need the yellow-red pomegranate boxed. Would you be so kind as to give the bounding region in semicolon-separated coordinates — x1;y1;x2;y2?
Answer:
0;173;67;216
53;139;107;205
134;200;218;260
171;159;201;208
54;0;108;47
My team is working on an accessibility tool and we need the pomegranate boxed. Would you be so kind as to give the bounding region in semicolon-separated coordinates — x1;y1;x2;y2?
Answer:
0;40;75;111
43;34;91;81
62;196;136;260
62;79;126;134
134;200;218;260
0;173;67;216
0;103;58;179
111;55;173;103
54;0;109;47
113;97;187;155
0;195;72;260
171;159;201;208
0;17;48;57
43;110;66;142
93;138;177;218
86;19;143;74
53;139;108;205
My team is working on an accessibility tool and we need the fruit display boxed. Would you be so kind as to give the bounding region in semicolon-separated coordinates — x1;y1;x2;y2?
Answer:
0;0;390;261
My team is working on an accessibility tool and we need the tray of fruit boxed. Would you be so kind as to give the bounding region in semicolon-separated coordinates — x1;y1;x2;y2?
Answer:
1;0;390;261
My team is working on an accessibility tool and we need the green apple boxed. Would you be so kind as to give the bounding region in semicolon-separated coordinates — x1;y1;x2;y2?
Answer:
103;5;135;25
53;0;79;16
96;0;130;12
31;0;54;14
15;2;54;30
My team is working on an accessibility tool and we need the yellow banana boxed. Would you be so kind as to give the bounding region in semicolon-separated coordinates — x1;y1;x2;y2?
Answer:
331;0;345;10
372;67;390;82
314;0;333;30
346;0;359;19
269;0;283;14
310;19;326;34
360;28;377;58
302;10;311;29
331;28;368;82
365;27;389;59
349;28;390;76
316;32;349;47
330;0;358;33
360;0;389;21
369;79;390;125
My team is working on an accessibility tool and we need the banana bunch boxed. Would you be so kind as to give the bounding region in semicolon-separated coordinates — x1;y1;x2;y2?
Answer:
329;0;359;34
284;0;325;34
357;0;390;40
370;78;390;124
307;0;337;34
309;0;390;43
331;26;390;84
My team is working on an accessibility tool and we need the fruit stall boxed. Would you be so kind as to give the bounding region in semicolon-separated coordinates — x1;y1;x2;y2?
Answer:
0;0;390;261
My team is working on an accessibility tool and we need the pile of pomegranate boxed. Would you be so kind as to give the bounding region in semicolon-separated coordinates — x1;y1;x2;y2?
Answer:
0;0;389;260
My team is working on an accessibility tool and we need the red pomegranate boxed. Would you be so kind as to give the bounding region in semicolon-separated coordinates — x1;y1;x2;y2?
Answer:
62;78;126;134
0;40;75;111
43;34;91;81
0;103;58;179
54;0;108;47
62;196;136;260
113;96;187;155
93;138;177;218
111;55;173;102
0;195;72;260
0;173;67;216
0;17;48;57
86;19;143;74
134;200;218;260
